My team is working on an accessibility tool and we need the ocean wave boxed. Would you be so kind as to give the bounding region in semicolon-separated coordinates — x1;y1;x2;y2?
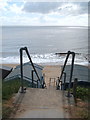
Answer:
0;53;88;65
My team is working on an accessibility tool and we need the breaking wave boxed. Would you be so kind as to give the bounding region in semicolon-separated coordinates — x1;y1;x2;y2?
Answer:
0;53;89;66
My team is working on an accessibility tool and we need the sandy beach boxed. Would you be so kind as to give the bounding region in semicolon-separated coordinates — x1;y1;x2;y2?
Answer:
43;65;61;86
1;64;19;68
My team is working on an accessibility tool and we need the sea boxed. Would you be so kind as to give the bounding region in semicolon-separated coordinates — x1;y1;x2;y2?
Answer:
0;26;89;66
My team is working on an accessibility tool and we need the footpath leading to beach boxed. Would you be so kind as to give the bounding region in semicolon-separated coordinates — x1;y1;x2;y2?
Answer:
9;65;71;118
13;87;70;118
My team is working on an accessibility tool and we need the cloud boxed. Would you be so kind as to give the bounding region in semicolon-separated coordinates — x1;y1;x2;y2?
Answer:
9;4;23;14
0;1;88;26
22;2;61;14
1;12;87;26
0;0;9;12
0;0;25;15
22;2;88;15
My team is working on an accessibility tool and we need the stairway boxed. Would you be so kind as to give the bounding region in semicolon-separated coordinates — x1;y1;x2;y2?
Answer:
13;86;69;118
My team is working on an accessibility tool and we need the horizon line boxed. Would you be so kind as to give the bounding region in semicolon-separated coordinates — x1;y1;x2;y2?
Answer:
0;25;88;27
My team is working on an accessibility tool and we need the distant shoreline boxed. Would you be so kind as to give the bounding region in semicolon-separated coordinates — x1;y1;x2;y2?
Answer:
1;64;19;68
1;63;89;68
1;25;88;27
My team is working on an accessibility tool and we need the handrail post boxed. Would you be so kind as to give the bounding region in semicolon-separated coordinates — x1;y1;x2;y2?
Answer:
67;52;75;97
49;78;51;86
20;47;41;88
54;78;55;86
63;72;66;90
37;80;38;88
73;78;78;105
58;51;70;90
61;80;63;90
31;70;34;88
58;51;75;97
20;48;24;93
59;51;71;80
56;77;60;90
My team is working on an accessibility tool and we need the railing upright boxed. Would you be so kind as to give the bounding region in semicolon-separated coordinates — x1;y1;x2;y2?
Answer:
59;51;71;80
58;51;75;97
20;47;41;93
20;48;24;93
63;72;66;90
31;70;34;88
67;52;75;97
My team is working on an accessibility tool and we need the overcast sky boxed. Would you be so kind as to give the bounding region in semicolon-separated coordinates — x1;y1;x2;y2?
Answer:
0;0;89;26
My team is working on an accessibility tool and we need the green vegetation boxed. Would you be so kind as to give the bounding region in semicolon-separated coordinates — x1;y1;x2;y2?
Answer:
68;86;89;101
2;78;21;119
2;78;21;100
75;86;89;119
2;78;32;119
69;86;89;119
76;86;89;101
2;78;34;100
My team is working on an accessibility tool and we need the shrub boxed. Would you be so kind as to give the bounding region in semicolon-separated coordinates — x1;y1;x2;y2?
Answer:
76;86;89;100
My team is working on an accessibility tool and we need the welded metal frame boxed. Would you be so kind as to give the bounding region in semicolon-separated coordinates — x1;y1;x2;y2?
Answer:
59;51;75;97
31;70;34;88
20;47;40;93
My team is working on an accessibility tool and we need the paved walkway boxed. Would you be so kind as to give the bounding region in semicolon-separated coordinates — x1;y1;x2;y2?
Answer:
11;66;71;118
13;86;70;118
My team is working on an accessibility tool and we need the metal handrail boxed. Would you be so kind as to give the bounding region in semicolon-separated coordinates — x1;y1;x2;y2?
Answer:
59;51;71;80
63;71;66;90
20;47;41;93
57;51;75;97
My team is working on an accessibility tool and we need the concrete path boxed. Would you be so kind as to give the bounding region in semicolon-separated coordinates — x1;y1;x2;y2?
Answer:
13;86;70;118
12;65;71;118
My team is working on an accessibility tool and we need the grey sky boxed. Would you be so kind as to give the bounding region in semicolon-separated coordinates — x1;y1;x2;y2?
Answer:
22;2;88;15
0;0;89;26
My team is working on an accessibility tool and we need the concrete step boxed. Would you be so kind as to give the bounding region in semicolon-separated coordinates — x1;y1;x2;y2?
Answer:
13;87;70;118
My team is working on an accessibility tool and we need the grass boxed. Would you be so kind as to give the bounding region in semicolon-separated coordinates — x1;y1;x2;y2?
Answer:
2;78;21;100
75;86;89;119
2;78;21;119
67;86;89;119
2;78;33;119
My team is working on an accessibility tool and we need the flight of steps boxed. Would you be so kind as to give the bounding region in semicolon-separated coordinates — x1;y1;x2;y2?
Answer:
13;87;70;118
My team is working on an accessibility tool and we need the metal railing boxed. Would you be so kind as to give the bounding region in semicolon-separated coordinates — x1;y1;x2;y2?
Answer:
49;78;56;86
20;47;41;93
57;51;75;97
